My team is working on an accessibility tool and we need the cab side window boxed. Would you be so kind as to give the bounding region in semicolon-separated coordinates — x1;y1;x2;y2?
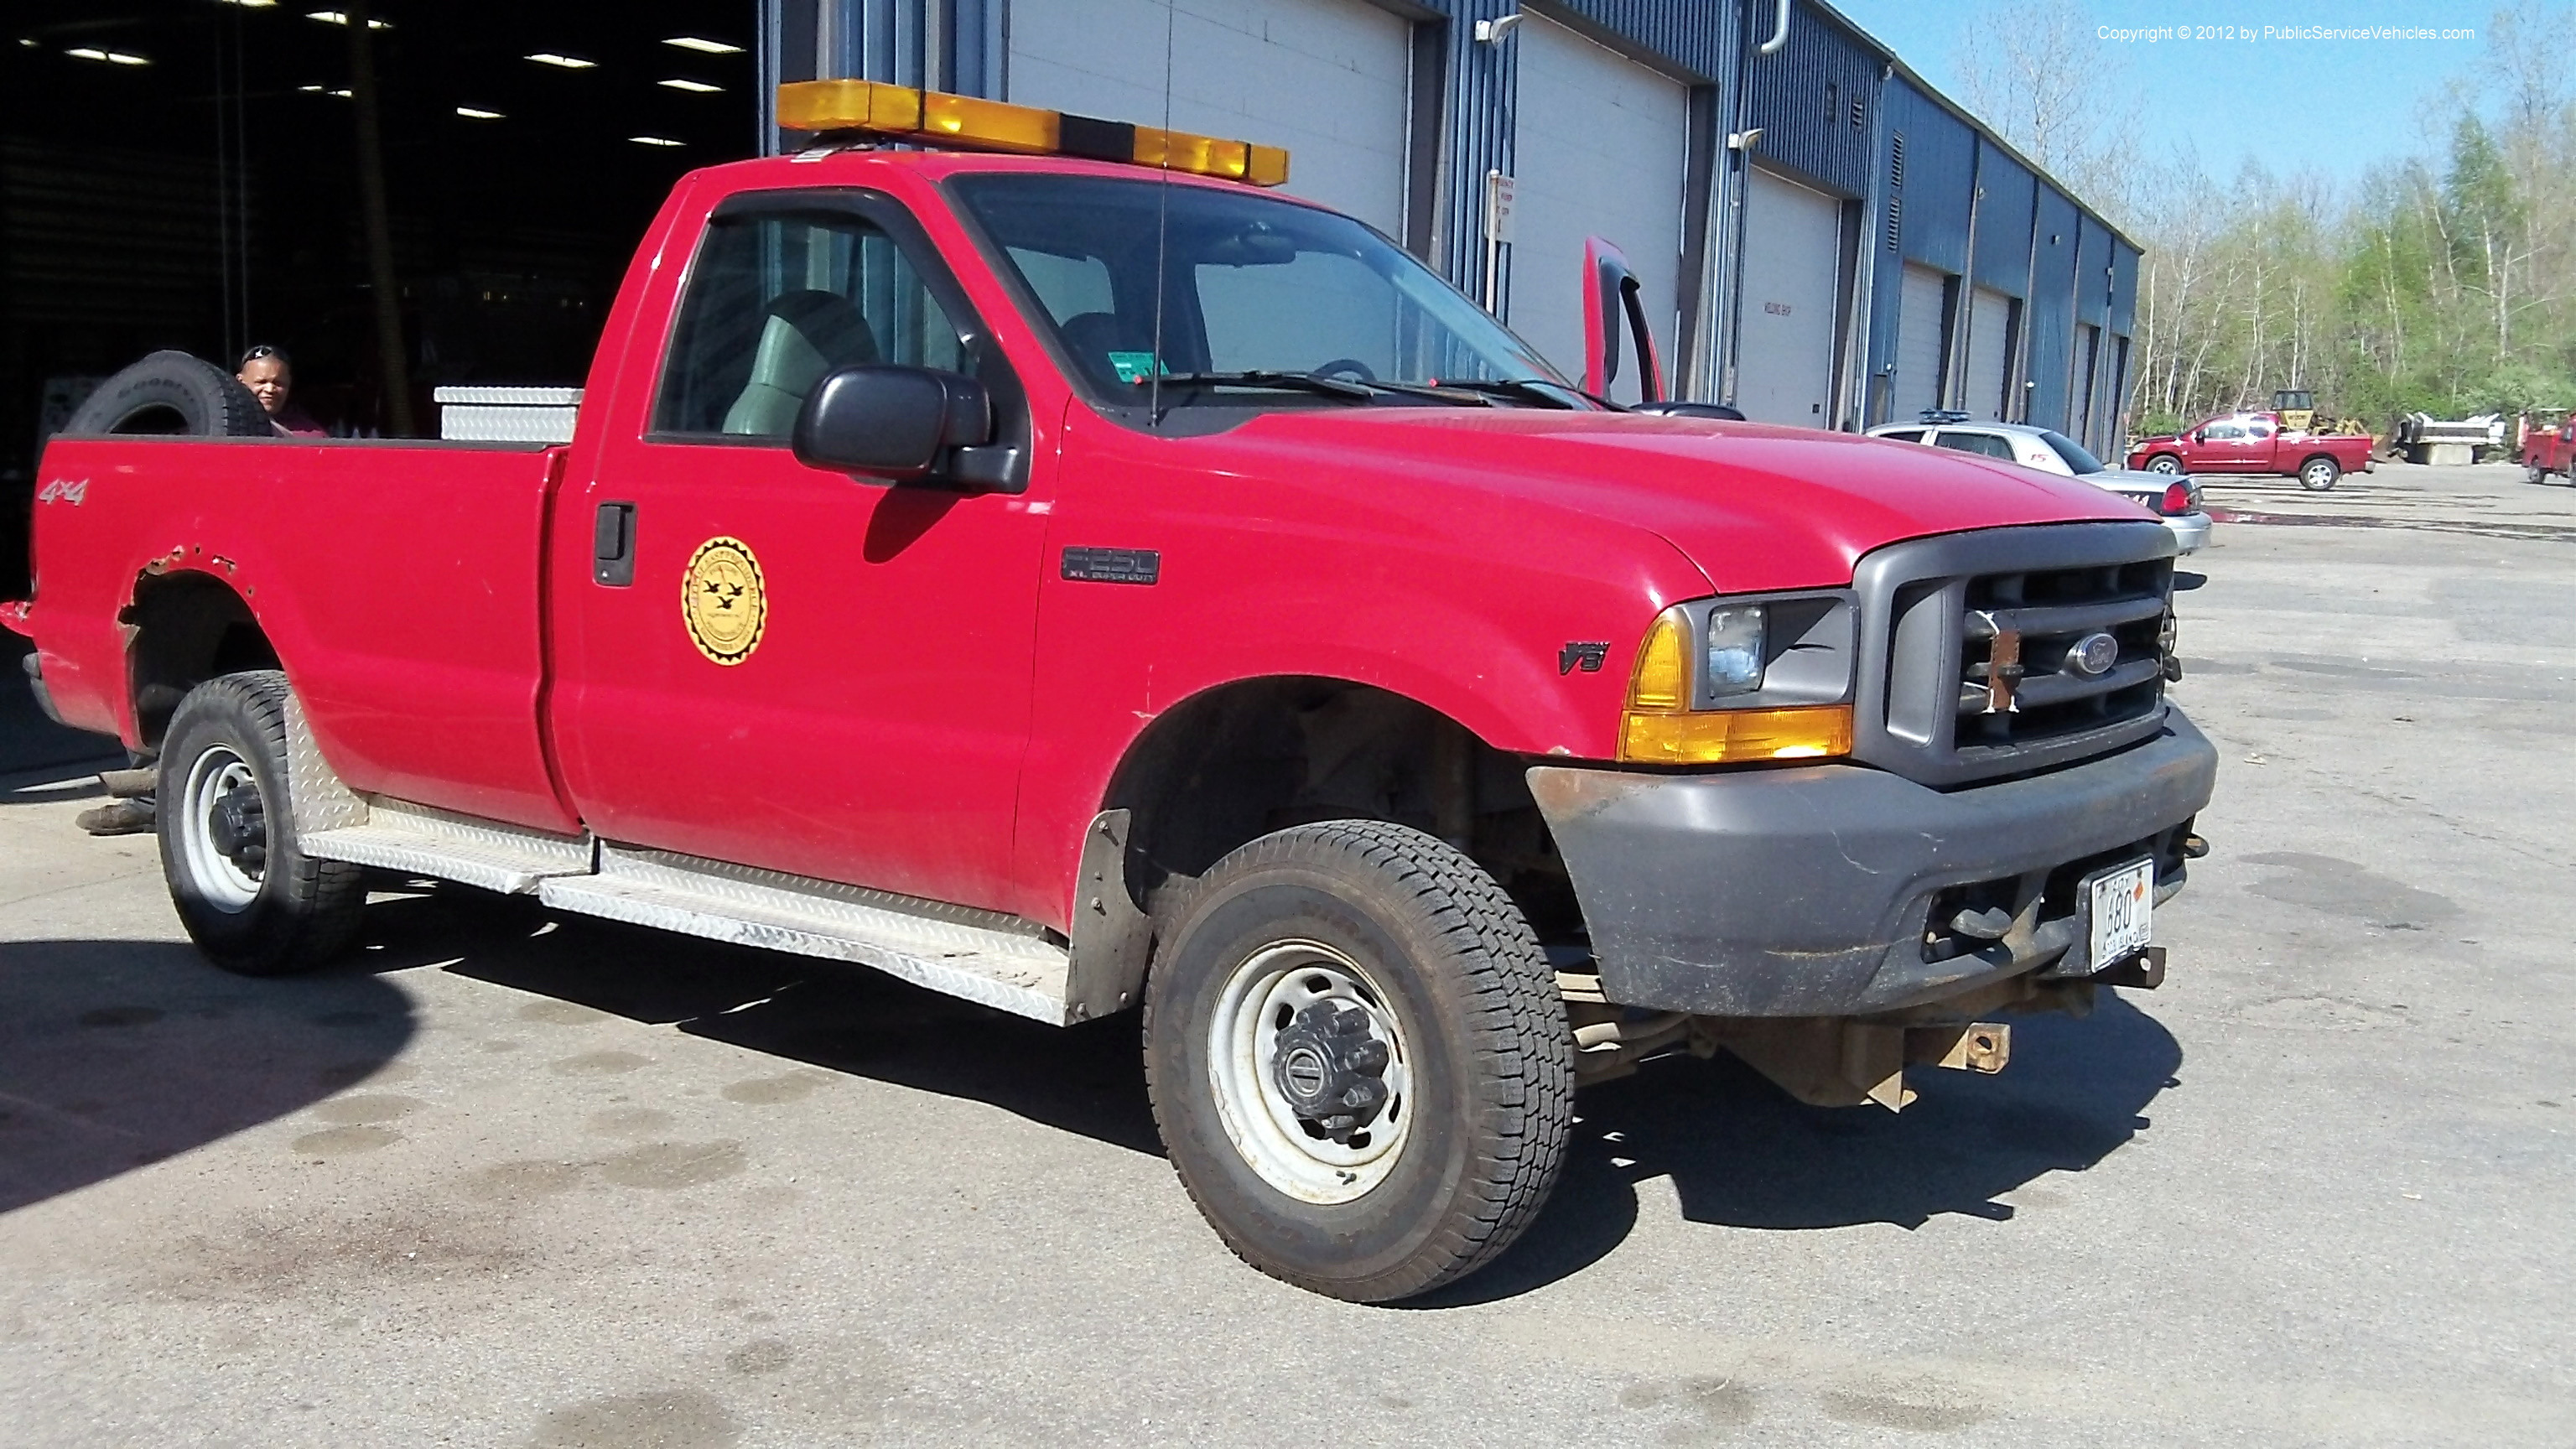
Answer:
2203;422;2246;441
656;212;967;439
1934;431;2015;460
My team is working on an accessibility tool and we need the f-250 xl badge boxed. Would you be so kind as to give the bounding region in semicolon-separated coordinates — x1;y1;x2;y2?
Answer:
1559;641;1608;675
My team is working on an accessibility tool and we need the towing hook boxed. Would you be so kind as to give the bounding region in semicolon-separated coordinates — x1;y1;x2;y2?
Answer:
2181;834;2211;860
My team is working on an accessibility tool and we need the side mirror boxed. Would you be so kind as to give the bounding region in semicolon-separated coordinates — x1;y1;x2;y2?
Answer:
2189;429;2205;444
792;365;1012;487
1580;236;1665;403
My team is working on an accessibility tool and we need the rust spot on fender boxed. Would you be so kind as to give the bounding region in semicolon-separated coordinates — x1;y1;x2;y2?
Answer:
1526;764;1662;823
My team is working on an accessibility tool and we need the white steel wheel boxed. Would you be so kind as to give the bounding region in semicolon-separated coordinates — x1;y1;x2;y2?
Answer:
177;745;267;912
2146;455;2182;475
156;671;365;975
2299;457;2340;491
1207;939;1415;1204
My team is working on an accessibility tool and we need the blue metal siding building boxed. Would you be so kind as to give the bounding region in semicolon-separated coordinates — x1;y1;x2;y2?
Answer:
767;0;2142;453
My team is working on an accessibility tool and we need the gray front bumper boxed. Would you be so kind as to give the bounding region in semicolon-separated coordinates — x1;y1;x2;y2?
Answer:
1529;712;2219;1016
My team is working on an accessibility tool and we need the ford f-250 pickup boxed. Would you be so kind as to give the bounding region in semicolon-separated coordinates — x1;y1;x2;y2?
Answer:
7;80;2217;1303
2126;410;2376;491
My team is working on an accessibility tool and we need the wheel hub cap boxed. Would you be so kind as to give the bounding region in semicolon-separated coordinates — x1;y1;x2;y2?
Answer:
1268;1003;1391;1143
209;783;267;869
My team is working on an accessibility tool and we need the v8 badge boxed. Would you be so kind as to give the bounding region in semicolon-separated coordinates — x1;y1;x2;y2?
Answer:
683;536;767;666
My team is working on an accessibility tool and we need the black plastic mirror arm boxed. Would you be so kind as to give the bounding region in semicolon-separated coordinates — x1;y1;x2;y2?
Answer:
950;445;1028;493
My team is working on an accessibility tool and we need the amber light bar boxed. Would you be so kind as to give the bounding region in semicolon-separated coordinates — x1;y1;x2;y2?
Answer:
776;80;1291;188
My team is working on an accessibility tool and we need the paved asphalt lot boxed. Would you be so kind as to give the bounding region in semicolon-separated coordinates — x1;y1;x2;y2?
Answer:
2;463;2570;1446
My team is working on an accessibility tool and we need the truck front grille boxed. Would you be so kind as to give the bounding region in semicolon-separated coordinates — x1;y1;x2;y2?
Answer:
1854;522;2177;787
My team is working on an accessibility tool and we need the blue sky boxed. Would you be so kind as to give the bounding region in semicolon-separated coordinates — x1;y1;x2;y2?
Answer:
1826;1;2499;186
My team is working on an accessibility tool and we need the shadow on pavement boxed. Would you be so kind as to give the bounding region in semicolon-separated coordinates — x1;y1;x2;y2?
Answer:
0;637;120;778
0;937;416;1214
1415;995;2181;1306
388;885;1163;1157
30;880;2174;1295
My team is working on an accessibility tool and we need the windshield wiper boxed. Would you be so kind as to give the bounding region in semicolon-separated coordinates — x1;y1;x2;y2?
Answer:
1419;377;1598;410
1153;370;1376;400
1147;371;1489;407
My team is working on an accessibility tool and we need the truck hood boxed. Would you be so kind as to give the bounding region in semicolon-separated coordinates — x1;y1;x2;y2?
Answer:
1213;408;2143;591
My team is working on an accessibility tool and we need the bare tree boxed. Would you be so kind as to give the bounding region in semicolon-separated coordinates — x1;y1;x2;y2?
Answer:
1955;0;2147;222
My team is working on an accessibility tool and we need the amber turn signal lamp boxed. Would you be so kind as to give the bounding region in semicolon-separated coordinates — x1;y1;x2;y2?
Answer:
1619;704;1855;765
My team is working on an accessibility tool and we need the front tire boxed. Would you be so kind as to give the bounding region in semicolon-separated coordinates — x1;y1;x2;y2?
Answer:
2298;456;2341;491
1145;821;1573;1303
2143;454;2184;475
158;672;365;975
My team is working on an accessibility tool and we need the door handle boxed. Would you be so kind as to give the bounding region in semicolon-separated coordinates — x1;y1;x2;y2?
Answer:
594;501;636;587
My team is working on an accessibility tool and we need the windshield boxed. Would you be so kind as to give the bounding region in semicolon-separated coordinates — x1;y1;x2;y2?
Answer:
2038;430;2105;474
950;173;1573;408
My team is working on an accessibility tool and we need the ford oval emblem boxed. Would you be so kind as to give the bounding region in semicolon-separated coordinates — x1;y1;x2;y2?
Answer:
2068;632;2121;677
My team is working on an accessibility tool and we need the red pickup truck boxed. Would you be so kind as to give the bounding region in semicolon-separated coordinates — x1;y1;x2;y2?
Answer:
7;81;2215;1303
2524;413;2573;485
2127;411;2376;491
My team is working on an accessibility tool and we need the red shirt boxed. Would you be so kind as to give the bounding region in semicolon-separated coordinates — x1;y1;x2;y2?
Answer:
271;404;328;439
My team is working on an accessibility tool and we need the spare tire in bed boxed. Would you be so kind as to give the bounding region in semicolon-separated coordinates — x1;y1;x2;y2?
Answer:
64;351;272;439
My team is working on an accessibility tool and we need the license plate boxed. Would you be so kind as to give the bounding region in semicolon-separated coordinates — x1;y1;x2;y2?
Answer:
2086;858;2155;968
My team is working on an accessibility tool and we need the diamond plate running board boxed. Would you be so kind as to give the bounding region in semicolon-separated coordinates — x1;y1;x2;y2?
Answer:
302;798;595;895
537;847;1075;1026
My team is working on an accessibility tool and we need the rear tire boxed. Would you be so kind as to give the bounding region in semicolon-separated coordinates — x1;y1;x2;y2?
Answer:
65;351;270;439
158;672;365;975
1144;820;1573;1303
2298;456;2341;491
2143;454;2183;475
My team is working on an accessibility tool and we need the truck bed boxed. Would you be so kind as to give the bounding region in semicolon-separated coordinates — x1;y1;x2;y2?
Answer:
18;436;576;833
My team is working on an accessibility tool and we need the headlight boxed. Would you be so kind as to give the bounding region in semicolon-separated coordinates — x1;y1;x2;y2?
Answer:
1618;595;1857;766
1705;605;1766;696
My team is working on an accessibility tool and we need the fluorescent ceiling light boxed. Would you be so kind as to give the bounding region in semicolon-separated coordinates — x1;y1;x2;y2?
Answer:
307;11;390;28
216;1;280;8
524;52;595;69
657;78;721;93
65;47;149;64
455;106;503;120
299;83;352;97
18;38;39;48
65;47;109;60
628;135;683;148
662;36;743;55
106;49;150;64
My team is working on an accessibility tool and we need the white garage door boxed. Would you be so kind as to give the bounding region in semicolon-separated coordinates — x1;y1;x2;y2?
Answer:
1962;287;2013;421
1891;262;1950;423
1005;0;1414;236
1734;167;1845;425
1506;16;1688;398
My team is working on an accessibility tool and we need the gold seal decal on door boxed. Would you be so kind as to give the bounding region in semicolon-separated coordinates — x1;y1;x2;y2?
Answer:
681;536;767;666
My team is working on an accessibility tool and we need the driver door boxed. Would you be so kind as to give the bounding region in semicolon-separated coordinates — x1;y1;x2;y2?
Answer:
548;194;1048;915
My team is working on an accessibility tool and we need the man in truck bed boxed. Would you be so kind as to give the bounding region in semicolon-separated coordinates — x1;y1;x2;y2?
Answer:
7;80;2216;1304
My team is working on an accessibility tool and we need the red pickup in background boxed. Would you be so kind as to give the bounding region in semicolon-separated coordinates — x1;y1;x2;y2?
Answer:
2127;411;2376;491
